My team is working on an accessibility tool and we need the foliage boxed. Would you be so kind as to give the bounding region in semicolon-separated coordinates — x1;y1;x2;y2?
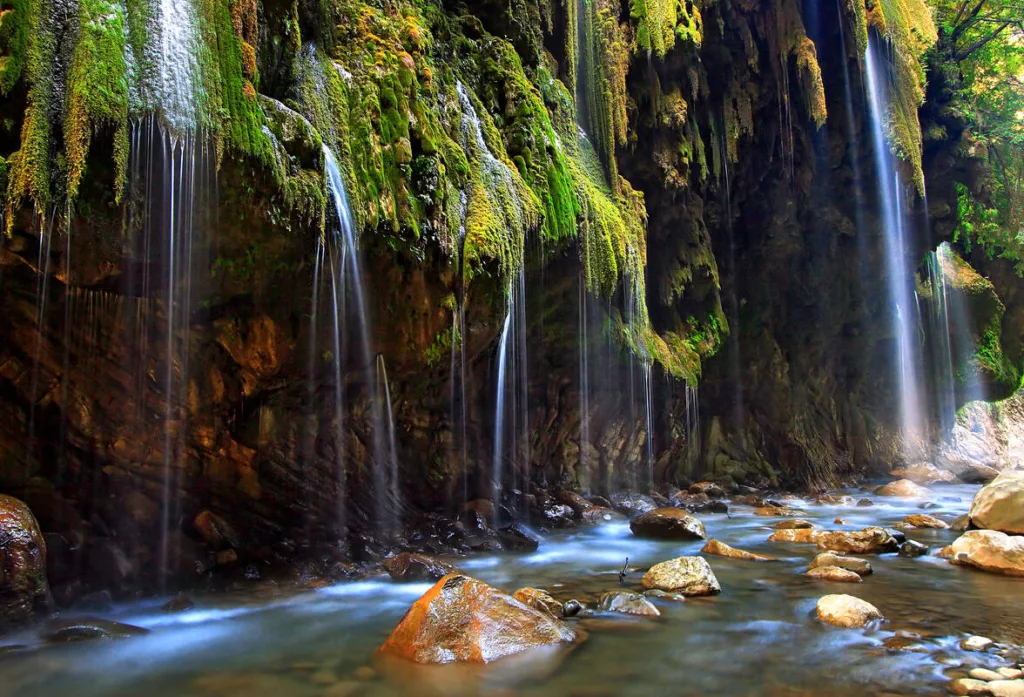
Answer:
938;0;1024;269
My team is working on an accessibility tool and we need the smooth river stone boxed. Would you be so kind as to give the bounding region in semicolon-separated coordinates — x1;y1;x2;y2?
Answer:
701;539;775;562
815;594;883;628
805;566;862;583
641;557;721;597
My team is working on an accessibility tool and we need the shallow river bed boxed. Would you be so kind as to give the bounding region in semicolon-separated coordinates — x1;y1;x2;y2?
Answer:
1;483;1021;697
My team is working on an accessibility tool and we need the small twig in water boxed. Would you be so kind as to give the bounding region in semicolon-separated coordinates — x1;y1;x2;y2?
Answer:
618;557;629;585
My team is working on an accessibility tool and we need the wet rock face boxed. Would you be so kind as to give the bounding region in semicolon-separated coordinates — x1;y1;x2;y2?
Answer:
608;493;657;518
815;594;883;628
630;508;706;540
641;557;721;597
0;495;49;626
382;553;460;583
377;575;576;664
943;530;1024;577
969;471;1024;534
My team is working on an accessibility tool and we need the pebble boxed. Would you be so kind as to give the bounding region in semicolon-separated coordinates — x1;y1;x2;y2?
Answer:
353;667;376;681
998;669;1024;680
971;668;1008;682
834;517;849;525
989;681;1024;697
963;636;996;652
949;678;995;696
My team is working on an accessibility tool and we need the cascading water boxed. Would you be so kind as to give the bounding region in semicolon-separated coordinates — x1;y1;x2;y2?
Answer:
121;116;216;588
376;354;402;537
154;0;203;131
320;146;386;536
864;37;926;451
924;243;978;435
492;298;513;520
578;271;592;492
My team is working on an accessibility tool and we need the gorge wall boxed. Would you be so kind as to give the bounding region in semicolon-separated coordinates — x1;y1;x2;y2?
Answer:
0;0;1020;597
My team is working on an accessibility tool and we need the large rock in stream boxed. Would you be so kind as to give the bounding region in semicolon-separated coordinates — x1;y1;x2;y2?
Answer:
816;527;900;554
0;495;49;626
969;471;1024;534
641;557;721;596
941;530;1024;576
875;480;931;498
629;508;706;540
378;575;576;664
815;594;883;628
382;553;460;582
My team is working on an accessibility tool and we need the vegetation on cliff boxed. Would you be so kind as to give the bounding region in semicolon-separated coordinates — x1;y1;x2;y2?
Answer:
937;0;1024;272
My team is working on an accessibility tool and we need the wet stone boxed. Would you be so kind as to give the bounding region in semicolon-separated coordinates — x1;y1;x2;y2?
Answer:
42;618;150;643
899;540;930;558
962;636;996;652
598;591;660;618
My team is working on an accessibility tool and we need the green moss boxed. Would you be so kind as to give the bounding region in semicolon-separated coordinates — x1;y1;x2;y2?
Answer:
65;0;130;202
197;0;274;163
862;0;937;193
0;0;35;94
5;0;53;230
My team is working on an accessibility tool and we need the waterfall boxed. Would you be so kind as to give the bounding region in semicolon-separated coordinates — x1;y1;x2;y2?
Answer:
864;37;926;452
492;301;513;520
119;117;216;588
925;243;979;436
376;354;401;536
578;270;591;491
321;146;384;536
155;0;203;131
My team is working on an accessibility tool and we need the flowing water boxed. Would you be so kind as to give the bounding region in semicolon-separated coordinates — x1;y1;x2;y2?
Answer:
864;38;927;451
376;354;402;537
2;484;1020;697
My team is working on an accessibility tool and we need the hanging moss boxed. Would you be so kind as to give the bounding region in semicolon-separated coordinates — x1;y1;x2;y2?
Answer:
65;0;131;202
4;0;54;231
862;0;937;192
0;0;35;94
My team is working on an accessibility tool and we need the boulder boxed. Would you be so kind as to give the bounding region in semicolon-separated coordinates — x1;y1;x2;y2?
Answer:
961;635;994;651
580;507;616;524
641;557;721;597
42;618;149;643
513;588;564;620
969;471;1024;534
808;552;873;576
890;463;958;485
754;506;802;517
951;514;972;532
806;566;862;583
598;591;660;617
961;464;1002;484
988;681;1024;697
609;493;657;518
378;575;576;664
772;519;815;529
898;540;929;558
689;482;726;498
816;527;900;554
541;504;576;528
0;495;49;626
192;510;240;550
944;530;1024;576
815;594;883;628
768;529;824;544
383;553;461;583
902;514;949;529
949;678;996;696
629;508;706;540
875;480;930;498
701;539;776;562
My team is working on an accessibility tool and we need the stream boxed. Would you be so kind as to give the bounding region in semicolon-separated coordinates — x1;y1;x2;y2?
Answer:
1;483;1021;697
